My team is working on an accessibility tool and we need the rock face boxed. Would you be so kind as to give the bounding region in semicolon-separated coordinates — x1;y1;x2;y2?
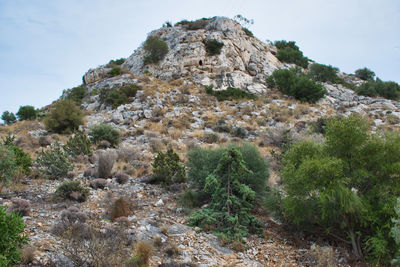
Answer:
84;17;283;94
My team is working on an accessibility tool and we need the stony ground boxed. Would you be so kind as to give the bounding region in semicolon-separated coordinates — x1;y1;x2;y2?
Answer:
1;76;398;266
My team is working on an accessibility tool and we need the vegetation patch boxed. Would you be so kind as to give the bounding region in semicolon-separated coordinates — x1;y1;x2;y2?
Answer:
175;18;211;30
267;115;400;263
274;40;309;68
53;180;89;202
36;142;73;179
355;67;375;81
204;39;224;56
64;130;92;157
1;111;16;125
205;85;256;101
99;84;140;108
151;148;185;185
143;36;169;65
308;63;339;83
356;78;400;100
44;99;84;134
16;105;37;121
267;68;326;103
89;123;120;147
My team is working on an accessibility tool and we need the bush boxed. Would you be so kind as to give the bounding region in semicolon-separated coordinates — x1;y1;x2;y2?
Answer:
186;143;269;203
99;84;140;108
0;145;17;192
109;67;121;76
391;198;400;265
308;63;339;83
175;18;210;30
0;205;29;266
271;115;400;263
16;105;37;121
89;123;120;147
64;130;92;157
143;36;169;65
8;198;30;217
115;172;129;184
355;67;375;81
204;39;224;56
151;148;185;185
6;145;32;175
267;68;327;103
188;148;263;241
356;78;400;100
232;126;247;138
126;241;153;267
108;58;126;66
36;142;73;179
51;206;89;238
274;40;309;68
66;86;87;104
53;180;89;202
44;100;84;134
110;197;131;221
205;85;257;101
1;111;16;125
97;150;116;178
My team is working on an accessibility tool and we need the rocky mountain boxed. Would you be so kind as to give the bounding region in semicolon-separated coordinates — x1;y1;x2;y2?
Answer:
1;16;400;267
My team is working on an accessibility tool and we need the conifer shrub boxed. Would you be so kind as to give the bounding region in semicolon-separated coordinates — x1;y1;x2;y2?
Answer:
36;142;73;179
204;39;224;56
268;115;400;263
143;36;169;65
205;85;257;101
99;84;139;108
151;148;185;185
188;148;263;241
64;130;92;157
274;40;309;68
6;145;32;175
16;105;37;121
0;205;29;266
89;123;120;147
44;99;84;134
356;78;400;100
109;67;121;76
53;180;89;202
66;86;87;104
175;18;210;30
0;145;17;192
308;63;339;83
186;143;269;205
267;68;327;103
1;111;16;125
355;67;375;81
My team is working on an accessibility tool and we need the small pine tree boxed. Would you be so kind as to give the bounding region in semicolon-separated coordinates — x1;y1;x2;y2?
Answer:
16;105;37;120
152;148;185;185
189;148;262;240
64;130;92;157
36;142;73;179
1;111;16;125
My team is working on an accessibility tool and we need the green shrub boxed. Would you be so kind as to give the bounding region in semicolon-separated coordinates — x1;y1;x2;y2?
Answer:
0;145;17;192
99;84;140;108
36;142;73;179
186;143;269;203
232;127;247;138
44;100;84;134
0;205;29;266
355;67;375;81
109;67;121;76
274;40;309;68
108;58;126;66
89;123;120;147
16;105;36;121
1;111;16;125
143;36;169;65
66;86;87;104
267;68;327;103
391;198;400;265
356;78;400;100
205;85;257;101
151;148;185;185
242;27;254;37
53;180;89;202
308;63;339;83
271;115;400;263
188;148;263;241
175;18;210;30
204;39;224;56
64;130;92;157
6;145;31;175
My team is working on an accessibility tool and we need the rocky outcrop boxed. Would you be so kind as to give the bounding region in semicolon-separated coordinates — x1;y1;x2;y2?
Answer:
110;17;283;94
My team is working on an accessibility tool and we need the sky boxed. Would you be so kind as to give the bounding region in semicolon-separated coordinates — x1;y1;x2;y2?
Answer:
0;0;399;115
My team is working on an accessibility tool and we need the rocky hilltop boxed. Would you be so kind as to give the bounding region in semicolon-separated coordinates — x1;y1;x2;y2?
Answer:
84;17;283;94
1;16;400;267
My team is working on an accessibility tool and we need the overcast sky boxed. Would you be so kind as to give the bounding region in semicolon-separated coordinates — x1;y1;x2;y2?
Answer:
0;0;399;115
